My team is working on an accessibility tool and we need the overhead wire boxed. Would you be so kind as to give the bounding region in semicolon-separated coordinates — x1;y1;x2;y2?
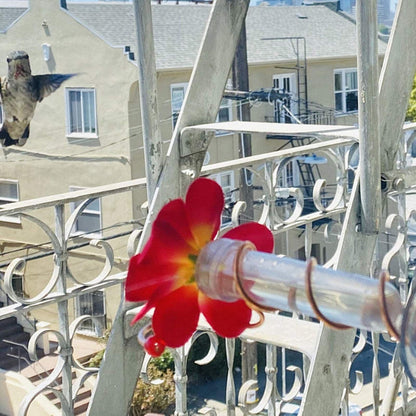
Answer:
0;218;144;261
0;95;255;164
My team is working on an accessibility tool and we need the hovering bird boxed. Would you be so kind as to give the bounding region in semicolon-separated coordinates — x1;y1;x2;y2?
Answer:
0;50;75;147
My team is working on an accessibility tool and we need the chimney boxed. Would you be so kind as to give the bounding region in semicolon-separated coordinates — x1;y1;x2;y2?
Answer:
60;0;67;9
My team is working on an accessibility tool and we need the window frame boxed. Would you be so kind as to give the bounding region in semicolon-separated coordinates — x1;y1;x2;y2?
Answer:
278;160;300;188
170;82;189;129
65;87;98;139
210;170;235;226
334;68;359;115
75;290;106;337
170;81;233;133
272;73;298;123
0;179;20;224
215;97;233;136
69;186;103;238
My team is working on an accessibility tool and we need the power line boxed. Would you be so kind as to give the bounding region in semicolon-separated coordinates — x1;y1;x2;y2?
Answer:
0;219;144;261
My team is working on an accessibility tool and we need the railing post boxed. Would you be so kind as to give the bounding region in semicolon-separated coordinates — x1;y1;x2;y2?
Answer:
132;0;162;200
55;204;73;415
89;3;251;414
357;0;381;235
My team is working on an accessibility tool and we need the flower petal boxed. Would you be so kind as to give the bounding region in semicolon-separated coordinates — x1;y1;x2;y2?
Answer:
186;178;224;248
199;292;252;338
223;222;274;253
125;199;197;302
153;284;200;348
153;198;198;251
129;279;183;325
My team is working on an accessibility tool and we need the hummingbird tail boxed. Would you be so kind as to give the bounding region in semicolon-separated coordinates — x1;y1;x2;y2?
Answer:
0;127;19;147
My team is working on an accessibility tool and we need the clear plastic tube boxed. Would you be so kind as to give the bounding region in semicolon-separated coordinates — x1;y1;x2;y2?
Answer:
196;238;402;333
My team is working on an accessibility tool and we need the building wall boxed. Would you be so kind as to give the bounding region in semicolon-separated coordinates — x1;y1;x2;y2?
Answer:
0;0;369;333
0;0;142;330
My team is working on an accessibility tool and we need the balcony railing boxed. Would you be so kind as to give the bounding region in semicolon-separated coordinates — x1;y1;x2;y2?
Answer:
0;122;415;415
264;109;336;126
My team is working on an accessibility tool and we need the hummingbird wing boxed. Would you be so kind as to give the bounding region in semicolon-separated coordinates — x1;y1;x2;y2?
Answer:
33;73;76;102
0;77;3;104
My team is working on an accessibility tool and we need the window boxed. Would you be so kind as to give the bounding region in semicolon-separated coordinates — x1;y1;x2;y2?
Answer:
0;180;20;223
210;171;235;226
171;83;188;129
217;98;232;123
11;274;23;298
70;187;102;237
65;88;97;137
334;69;358;114
278;161;300;188
347;144;359;191
75;290;106;336
171;82;232;131
273;73;298;123
411;139;416;158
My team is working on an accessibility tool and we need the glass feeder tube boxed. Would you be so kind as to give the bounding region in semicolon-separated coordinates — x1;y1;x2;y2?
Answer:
196;238;402;333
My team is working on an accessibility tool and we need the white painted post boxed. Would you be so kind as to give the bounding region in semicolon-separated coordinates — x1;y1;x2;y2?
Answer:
132;0;162;200
89;2;251;414
379;0;416;172
55;204;73;415
139;0;251;248
357;0;381;235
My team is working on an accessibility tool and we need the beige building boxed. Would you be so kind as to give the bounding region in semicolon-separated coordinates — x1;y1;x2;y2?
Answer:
0;0;387;334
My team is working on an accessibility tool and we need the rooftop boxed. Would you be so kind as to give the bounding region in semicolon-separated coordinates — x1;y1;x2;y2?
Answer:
0;3;388;70
52;3;386;70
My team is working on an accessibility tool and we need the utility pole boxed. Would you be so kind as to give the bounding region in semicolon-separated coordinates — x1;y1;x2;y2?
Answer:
232;21;254;223
232;20;257;408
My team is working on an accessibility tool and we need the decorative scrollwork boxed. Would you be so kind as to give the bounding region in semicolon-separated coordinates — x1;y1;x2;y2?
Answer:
348;330;366;396
400;281;416;387
323;221;342;268
67;239;114;287
19;316;102;415
127;228;143;258
238;345;303;415
64;199;115;286
4;213;61;304
381;214;407;276
69;315;103;371
20;328;69;415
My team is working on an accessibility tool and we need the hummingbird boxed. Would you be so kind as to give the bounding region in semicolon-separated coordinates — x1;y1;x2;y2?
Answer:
0;50;75;147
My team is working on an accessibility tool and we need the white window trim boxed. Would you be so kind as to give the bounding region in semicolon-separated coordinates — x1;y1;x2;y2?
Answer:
75;290;106;337
215;97;233;136
65;88;98;139
0;179;20;224
334;68;358;115
170;82;189;129
171;81;233;134
69;186;102;238
272;73;298;122
278;160;300;188
210;170;235;226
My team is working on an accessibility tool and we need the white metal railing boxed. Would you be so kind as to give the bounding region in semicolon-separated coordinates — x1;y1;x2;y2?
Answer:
0;126;414;414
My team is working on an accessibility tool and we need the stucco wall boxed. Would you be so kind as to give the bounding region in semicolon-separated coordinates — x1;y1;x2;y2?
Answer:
0;0;141;329
0;0;367;331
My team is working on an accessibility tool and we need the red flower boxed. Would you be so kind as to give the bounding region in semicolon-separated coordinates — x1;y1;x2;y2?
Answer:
125;178;274;356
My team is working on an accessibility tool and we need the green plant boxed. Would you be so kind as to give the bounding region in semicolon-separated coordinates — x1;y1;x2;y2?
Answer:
88;346;175;415
407;74;416;122
152;350;174;372
88;349;105;368
129;363;175;416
